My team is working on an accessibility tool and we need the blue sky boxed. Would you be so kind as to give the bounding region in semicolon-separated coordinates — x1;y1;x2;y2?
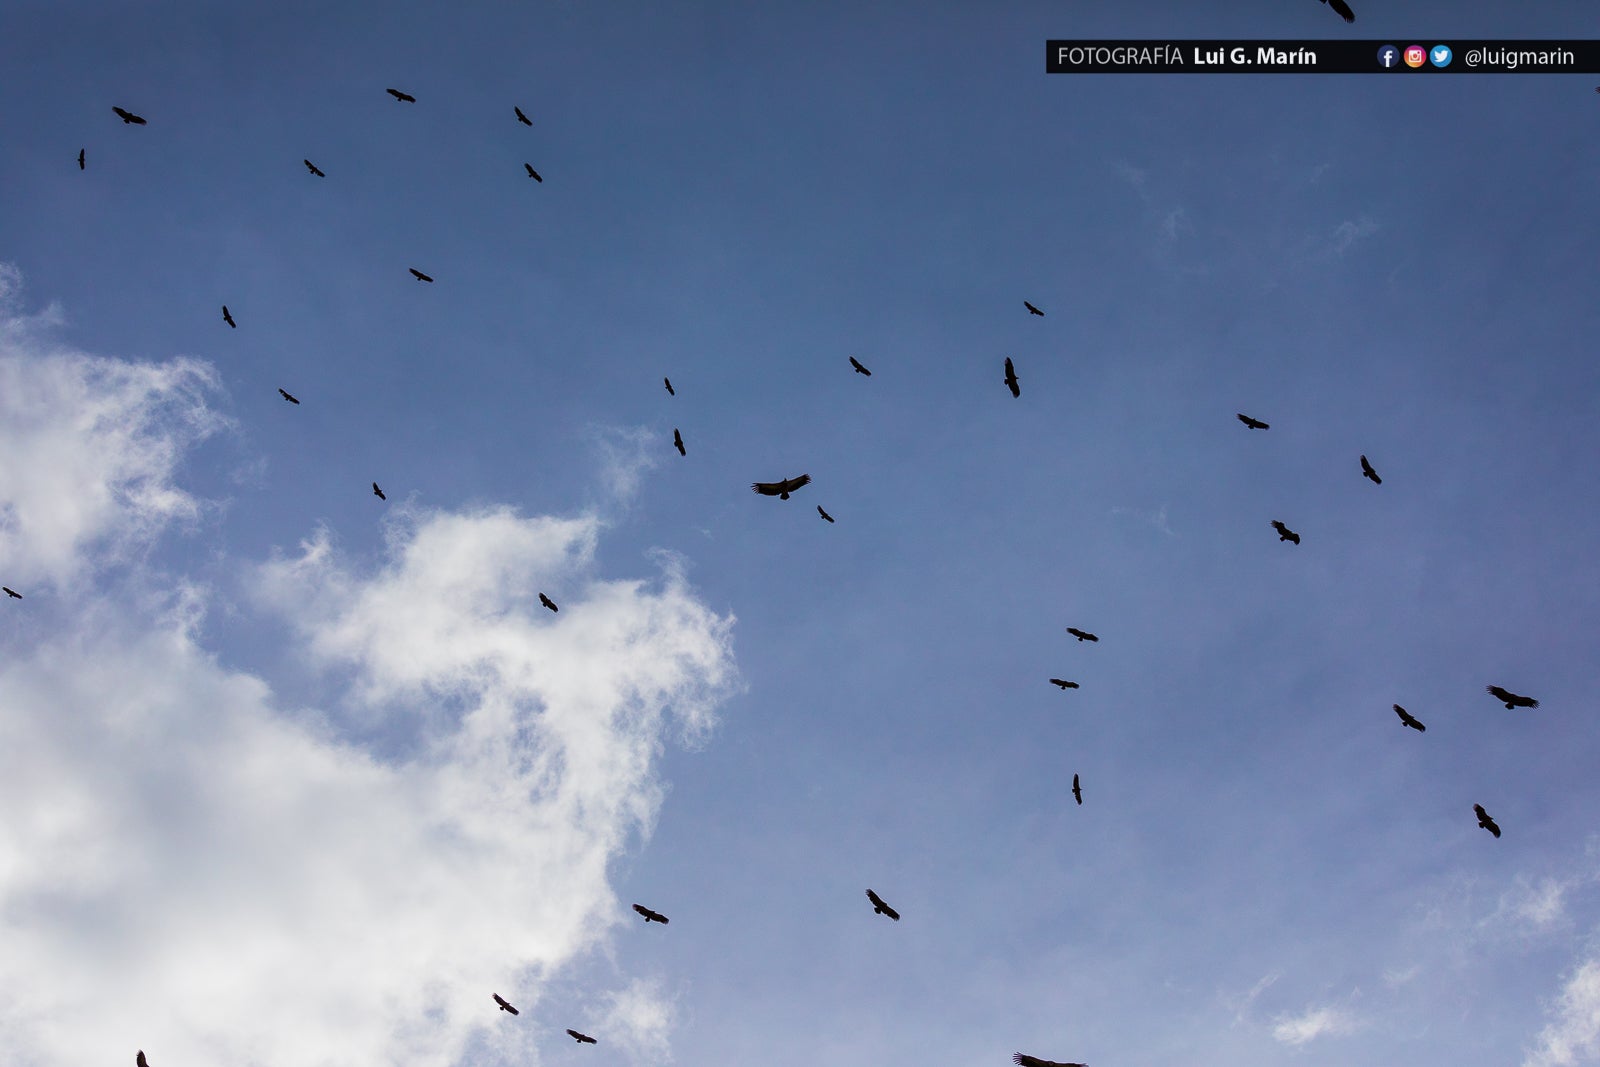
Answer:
3;1;1599;1065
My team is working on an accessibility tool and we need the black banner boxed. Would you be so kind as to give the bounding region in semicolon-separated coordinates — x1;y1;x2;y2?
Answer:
1045;40;1600;74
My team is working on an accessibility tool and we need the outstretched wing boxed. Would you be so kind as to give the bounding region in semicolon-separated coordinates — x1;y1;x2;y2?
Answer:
387;88;416;102
818;506;834;523
752;481;781;495
525;164;543;181
1050;679;1078;689
515;105;532;126
674;428;685;455
664;377;675;395
1324;0;1356;22
1015;1053;1086;1067
1392;704;1424;731
539;593;558;612
849;356;871;375
1024;301;1044;316
782;474;812;494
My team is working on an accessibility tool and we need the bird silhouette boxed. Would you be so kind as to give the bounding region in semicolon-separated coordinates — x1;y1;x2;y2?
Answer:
664;377;675;396
1236;413;1269;430
1014;1055;1087;1067
752;474;811;499
674;428;685;456
493;994;518;1015
1474;803;1501;838
1486;685;1539;710
632;903;669;924
278;388;300;404
304;159;325;177
1024;301;1044;316
539;593;559;612
566;1030;597;1044
1319;0;1356;23
78;148;85;170
866;888;900;921
372;482;386;501
817;506;835;523
3;587;21;599
1271;520;1300;545
1050;679;1079;690
1360;455;1382;484
1065;628;1098;643
514;105;532;126
222;305;235;328
112;106;147;125
1004;357;1020;398
1392;704;1425;732
849;356;872;376
524;164;543;182
1071;774;1082;805
387;88;416;102
409;268;433;282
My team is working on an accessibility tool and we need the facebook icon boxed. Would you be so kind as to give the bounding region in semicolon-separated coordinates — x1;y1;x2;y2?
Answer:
1378;44;1400;68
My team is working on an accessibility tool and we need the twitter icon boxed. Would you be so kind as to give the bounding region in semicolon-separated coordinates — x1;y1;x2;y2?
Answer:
1430;45;1452;67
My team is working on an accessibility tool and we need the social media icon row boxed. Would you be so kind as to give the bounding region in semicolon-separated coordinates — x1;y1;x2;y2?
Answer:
1378;44;1451;68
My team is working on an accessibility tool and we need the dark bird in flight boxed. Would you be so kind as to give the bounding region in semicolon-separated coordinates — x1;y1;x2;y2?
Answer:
1320;0;1356;23
817;506;835;523
3;588;20;599
1065;628;1098;643
78;148;85;170
304;159;325;177
278;388;300;404
849;356;872;376
664;377;675;396
1486;685;1539;710
514;105;532;126
674;428;685;456
1050;679;1079;690
1024;301;1044;316
1004;357;1020;398
866;888;900;921
387;88;416;102
632;904;669;924
493;994;519;1015
372;482;386;501
409;268;433;282
1014;1055;1087;1067
1271;520;1300;545
1475;803;1501;838
1237;413;1269;430
222;305;235;328
566;1030;597;1045
137;1053;150;1067
539;593;558;613
112;106;147;125
1072;773;1082;805
524;164;543;182
752;474;811;499
1360;455;1382;484
1392;704;1425;732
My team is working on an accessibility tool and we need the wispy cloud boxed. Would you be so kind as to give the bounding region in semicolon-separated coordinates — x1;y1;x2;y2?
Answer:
1525;960;1600;1067
597;976;678;1063
1272;1004;1357;1047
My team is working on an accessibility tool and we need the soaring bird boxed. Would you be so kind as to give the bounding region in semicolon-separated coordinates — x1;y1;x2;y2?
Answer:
409;268;433;282
817;506;835;523
866;888;900;921
1486;685;1539;710
278;388;300;404
566;1030;597;1045
1050;679;1079;690
493;994;519;1015
1024;301;1044;316
3;588;21;599
78;148;85;170
1360;455;1382;484
849;356;872;376
539;593;558;612
112;106;147;125
372;482;386;501
524;164;543;182
1474;803;1501;838
674;428;685;456
664;377;675;396
1072;773;1082;805
514;105;532;126
1014;1055;1087;1067
304;159;325;177
632;903;669;924
387;88;416;102
1004;357;1020;398
1392;704;1425;732
222;305;235;328
752;474;811;499
1237;413;1269;430
137;1053;150;1067
1271;520;1300;544
1320;0;1356;23
1065;628;1098;643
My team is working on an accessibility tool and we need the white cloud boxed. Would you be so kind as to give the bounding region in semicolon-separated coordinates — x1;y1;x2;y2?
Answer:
596;977;678;1063
1225;969;1282;1027
1272;1004;1356;1047
1525;960;1600;1067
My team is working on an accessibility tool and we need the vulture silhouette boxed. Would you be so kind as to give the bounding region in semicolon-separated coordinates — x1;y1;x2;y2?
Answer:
112;106;147;125
849;356;872;376
1066;628;1098;643
1271;520;1300;545
1050;679;1079;690
1072;773;1082;805
222;305;235;328
1320;0;1356;22
387;88;416;102
632;903;669;924
664;377;675;396
1004;357;1020;398
3;587;21;599
674;428;685;456
1236;413;1269;430
304;159;325;177
1014;1056;1087;1067
1360;455;1382;484
1392;704;1425;732
1486;685;1539;710
752;474;811;499
1024;301;1044;316
817;506;835;523
278;388;300;404
1475;803;1501;838
514;105;533;126
524;164;543;182
566;1030;597;1045
539;593;559;613
78;148;85;169
493;994;519;1015
866;888;900;921
409;268;433;282
372;482;386;501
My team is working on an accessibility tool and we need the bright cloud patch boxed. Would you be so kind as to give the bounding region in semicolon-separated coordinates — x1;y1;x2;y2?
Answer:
1525;960;1600;1067
1272;1004;1356;1047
